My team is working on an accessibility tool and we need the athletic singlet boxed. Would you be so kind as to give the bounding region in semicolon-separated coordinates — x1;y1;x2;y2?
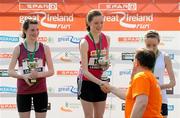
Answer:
154;51;168;103
81;33;108;81
17;42;47;94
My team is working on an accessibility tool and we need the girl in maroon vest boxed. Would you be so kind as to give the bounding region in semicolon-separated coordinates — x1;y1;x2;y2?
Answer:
8;19;54;118
78;10;110;118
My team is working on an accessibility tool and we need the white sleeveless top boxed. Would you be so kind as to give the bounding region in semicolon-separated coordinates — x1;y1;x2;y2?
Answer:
153;51;167;103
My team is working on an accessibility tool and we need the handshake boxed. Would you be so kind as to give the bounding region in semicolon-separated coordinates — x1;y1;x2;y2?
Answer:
99;81;111;93
99;81;127;100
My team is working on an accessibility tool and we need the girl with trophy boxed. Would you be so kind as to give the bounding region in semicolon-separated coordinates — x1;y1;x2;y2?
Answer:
8;19;54;118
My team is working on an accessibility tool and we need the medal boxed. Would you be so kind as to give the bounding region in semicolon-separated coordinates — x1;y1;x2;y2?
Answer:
89;32;102;66
24;40;38;84
89;32;110;82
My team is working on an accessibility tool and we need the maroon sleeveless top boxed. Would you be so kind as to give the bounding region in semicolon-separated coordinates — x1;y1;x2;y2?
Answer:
17;42;47;94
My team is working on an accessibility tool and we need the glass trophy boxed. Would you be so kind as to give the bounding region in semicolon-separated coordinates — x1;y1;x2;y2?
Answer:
98;58;110;82
101;71;110;82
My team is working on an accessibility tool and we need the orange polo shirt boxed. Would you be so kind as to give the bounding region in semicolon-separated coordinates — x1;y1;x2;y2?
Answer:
125;70;163;118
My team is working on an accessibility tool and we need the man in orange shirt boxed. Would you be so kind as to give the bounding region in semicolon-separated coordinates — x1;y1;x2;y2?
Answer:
104;48;163;118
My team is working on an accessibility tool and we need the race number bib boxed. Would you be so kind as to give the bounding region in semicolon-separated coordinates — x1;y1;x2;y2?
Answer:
88;56;106;69
21;58;44;74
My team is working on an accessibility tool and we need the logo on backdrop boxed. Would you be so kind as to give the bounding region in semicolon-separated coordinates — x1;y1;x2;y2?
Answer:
105;103;116;111
98;3;153;29
19;12;74;29
58;35;81;44
19;2;58;11
56;70;78;76
37;37;54;43
118;37;143;43
0;104;16;109
60;102;81;112
57;51;80;62
0;86;17;93
0;54;12;59
110;12;153;29
121;52;135;61
47;87;55;93
58;86;77;94
98;3;137;11
119;69;131;76
168;104;174;111
0;69;9;77
168;53;175;60
60;102;116;112
0;35;19;42
0;69;18;77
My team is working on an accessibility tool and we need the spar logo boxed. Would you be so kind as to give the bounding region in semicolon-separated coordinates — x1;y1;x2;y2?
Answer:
58;86;77;94
0;104;16;109
118;37;143;43
58;35;81;44
0;86;17;93
0;35;19;42
37;37;54;43
19;12;73;29
19;2;57;11
57;70;112;76
56;70;78;76
0;53;12;58
98;3;137;11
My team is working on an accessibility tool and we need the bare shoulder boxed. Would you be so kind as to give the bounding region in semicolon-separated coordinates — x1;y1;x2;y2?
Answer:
80;38;88;49
164;54;171;64
13;45;20;55
14;45;20;51
11;45;20;59
42;43;50;51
